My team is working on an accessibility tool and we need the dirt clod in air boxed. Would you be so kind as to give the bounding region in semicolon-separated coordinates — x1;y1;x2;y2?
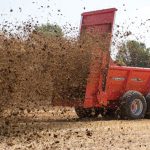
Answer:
1;27;107;113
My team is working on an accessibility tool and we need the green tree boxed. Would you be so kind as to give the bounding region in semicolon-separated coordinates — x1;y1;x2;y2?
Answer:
116;40;150;68
35;23;63;37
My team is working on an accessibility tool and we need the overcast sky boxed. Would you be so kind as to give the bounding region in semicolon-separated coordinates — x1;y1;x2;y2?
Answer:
0;0;150;48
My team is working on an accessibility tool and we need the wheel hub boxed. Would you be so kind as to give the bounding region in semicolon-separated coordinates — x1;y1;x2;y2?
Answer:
130;99;143;116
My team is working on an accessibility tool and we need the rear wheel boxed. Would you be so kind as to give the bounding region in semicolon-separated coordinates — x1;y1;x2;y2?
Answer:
145;93;150;118
120;91;147;119
75;107;100;119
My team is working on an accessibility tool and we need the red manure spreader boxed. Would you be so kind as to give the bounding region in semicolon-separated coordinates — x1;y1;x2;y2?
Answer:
54;8;150;119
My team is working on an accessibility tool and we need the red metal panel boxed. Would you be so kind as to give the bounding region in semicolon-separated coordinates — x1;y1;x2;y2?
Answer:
106;68;128;100
147;77;150;93
82;8;117;108
106;66;150;101
81;8;117;26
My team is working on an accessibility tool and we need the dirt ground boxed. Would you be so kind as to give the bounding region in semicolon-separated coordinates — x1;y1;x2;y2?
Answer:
0;107;150;150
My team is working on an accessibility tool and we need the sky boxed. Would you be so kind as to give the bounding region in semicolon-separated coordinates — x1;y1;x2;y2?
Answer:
0;0;150;48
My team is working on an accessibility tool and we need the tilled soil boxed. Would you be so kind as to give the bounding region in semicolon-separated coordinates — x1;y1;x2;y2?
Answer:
0;107;150;150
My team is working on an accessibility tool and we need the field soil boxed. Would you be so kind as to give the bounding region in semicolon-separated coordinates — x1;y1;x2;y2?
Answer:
0;107;150;150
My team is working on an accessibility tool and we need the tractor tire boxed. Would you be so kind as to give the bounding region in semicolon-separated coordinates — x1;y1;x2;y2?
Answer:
145;93;150;118
120;91;147;119
75;107;100;119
